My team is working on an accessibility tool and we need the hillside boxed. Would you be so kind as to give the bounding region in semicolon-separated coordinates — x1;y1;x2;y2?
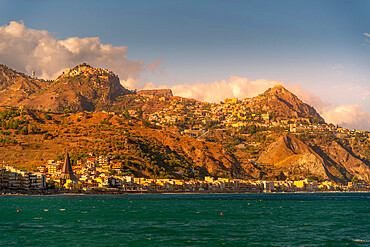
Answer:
0;107;260;179
0;106;369;183
0;64;132;112
0;64;44;106
0;65;369;184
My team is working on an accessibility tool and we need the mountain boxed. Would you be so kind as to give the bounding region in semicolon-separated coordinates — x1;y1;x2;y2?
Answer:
0;65;369;184
0;64;131;111
0;65;323;122
247;85;324;124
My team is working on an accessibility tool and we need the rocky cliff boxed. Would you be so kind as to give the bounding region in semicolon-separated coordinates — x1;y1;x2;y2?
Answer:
257;134;329;180
137;89;173;98
257;133;370;183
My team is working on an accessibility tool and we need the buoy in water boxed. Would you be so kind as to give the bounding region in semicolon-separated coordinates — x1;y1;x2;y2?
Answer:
220;212;223;215
17;209;20;213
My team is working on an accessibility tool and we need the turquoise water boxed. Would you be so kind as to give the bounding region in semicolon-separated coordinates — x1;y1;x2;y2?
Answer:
0;193;369;246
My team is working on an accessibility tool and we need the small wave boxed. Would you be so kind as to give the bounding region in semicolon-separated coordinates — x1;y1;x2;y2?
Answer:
33;217;43;220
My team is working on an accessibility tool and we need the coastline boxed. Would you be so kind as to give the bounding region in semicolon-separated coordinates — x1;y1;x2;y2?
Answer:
1;189;369;196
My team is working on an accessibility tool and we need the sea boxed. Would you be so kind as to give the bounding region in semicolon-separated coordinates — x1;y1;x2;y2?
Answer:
0;193;369;246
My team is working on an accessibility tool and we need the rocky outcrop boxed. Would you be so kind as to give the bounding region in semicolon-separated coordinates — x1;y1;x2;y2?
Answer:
137;89;173;98
318;141;370;182
289;152;328;179
258;133;370;183
257;134;312;167
258;134;337;180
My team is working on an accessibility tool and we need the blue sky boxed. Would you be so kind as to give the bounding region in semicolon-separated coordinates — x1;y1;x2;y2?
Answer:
0;0;369;129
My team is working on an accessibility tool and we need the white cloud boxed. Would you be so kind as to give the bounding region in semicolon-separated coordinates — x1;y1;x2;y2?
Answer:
145;76;370;130
145;76;284;103
145;76;328;112
147;57;165;75
2;22;368;130
0;21;160;89
284;84;330;113
322;104;370;131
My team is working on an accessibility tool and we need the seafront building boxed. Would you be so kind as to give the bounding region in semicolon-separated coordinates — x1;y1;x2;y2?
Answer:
1;151;368;193
0;165;46;190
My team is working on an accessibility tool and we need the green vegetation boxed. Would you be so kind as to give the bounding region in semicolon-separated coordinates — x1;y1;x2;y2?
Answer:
0;136;17;145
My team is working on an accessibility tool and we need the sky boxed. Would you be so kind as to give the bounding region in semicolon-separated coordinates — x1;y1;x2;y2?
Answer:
0;0;369;130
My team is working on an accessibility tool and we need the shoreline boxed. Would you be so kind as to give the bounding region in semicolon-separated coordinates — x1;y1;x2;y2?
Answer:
1;189;369;196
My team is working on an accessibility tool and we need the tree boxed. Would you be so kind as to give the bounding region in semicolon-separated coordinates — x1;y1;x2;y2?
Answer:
20;126;28;135
47;180;55;189
43;132;52;139
109;169;117;175
124;110;130;119
137;109;143;119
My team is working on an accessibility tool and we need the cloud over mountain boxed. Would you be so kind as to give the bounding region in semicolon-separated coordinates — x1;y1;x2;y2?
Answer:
0;21;154;88
1;21;369;131
322;104;370;131
147;76;283;103
147;76;326;110
146;77;370;130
